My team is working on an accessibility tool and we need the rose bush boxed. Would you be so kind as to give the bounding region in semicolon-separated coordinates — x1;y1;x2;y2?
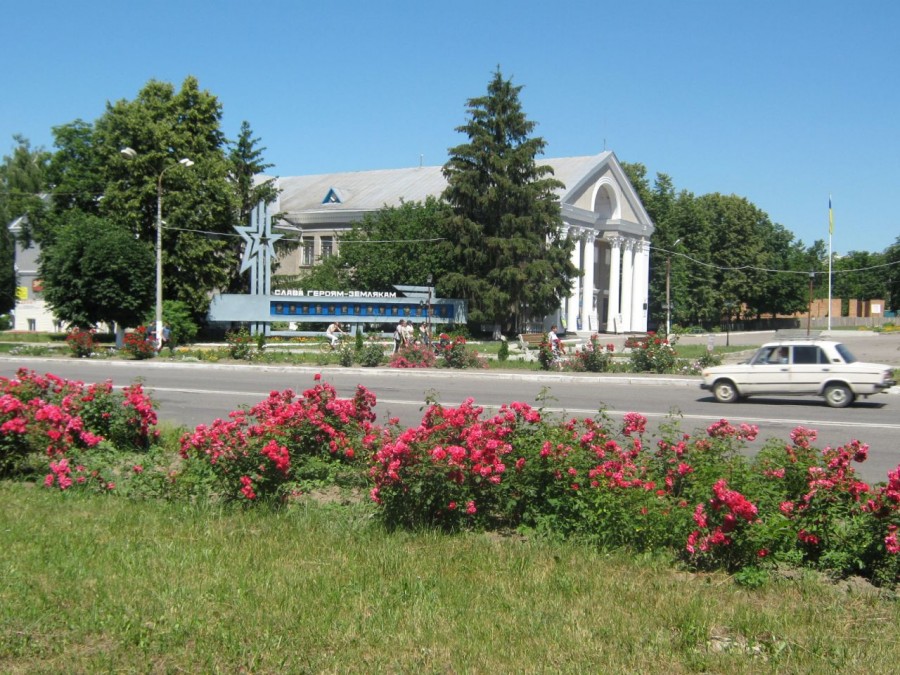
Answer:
4;368;899;587
0;369;159;484
179;377;376;502
122;326;157;359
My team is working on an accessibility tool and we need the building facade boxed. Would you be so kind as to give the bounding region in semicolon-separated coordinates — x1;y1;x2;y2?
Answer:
7;152;655;334
273;151;654;334
8;212;60;332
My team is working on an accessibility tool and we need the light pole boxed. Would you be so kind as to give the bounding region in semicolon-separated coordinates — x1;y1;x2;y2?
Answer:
806;272;815;336
426;273;433;335
121;147;194;350
665;238;682;336
723;300;736;347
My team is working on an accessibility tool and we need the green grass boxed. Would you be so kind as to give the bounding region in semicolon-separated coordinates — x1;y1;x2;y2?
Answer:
2;483;898;673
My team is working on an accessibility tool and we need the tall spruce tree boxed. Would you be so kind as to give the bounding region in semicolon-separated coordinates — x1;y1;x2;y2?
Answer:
227;120;280;292
441;69;576;333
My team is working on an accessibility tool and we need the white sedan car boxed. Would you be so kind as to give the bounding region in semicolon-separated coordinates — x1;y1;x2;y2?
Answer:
701;339;896;408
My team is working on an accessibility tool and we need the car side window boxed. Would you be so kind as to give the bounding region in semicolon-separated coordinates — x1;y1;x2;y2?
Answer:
793;346;821;364
754;347;779;364
767;347;790;364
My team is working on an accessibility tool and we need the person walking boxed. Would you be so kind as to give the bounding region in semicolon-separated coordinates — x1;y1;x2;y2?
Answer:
393;319;406;353
403;320;414;346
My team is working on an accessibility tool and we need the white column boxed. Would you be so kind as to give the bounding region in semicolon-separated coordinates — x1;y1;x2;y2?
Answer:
631;240;647;332
636;240;651;331
566;228;581;333
621;238;634;332
582;231;596;331
606;236;622;333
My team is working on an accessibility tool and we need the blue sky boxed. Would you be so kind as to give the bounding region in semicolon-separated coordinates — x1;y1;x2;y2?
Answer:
2;0;898;253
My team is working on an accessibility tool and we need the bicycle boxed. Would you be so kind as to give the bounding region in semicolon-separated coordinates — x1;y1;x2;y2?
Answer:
319;333;349;352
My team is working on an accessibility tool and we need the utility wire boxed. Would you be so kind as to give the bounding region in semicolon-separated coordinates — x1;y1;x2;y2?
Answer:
652;247;900;276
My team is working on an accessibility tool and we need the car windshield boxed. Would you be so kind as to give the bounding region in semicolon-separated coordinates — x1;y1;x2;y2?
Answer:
835;343;857;363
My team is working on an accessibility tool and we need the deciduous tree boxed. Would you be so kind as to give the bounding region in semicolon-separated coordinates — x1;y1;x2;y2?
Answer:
48;77;243;322
40;212;153;329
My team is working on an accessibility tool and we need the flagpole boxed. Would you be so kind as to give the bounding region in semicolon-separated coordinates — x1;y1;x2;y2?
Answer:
828;196;833;331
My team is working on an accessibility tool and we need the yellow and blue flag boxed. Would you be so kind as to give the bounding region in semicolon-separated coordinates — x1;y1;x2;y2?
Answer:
829;196;834;236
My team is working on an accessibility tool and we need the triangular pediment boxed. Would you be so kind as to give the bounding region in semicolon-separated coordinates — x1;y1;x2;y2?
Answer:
322;187;344;204
557;153;653;234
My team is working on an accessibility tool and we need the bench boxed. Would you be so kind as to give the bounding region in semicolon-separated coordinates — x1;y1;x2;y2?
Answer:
623;333;651;349
519;333;546;349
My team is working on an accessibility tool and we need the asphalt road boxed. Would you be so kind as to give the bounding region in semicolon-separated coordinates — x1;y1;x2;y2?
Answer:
2;329;898;485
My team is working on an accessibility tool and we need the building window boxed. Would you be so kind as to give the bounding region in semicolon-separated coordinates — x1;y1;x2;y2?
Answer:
28;319;36;331
302;238;314;267
321;236;333;260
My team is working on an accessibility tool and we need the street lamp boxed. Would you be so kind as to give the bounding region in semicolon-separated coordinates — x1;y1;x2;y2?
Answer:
120;147;194;350
426;273;433;334
723;300;736;347
665;238;682;336
806;272;816;336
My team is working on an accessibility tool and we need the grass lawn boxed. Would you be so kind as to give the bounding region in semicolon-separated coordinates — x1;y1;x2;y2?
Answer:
2;483;898;673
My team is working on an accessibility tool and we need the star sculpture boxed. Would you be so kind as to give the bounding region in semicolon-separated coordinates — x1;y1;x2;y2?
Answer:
234;201;283;296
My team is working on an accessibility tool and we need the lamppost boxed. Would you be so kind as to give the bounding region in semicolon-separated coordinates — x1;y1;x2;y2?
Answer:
665;238;682;336
723;300;736;347
121;147;194;350
426;273;433;334
806;272;816;336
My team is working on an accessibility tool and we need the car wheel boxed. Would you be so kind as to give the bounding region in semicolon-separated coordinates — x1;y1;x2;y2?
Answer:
824;384;854;408
712;379;739;404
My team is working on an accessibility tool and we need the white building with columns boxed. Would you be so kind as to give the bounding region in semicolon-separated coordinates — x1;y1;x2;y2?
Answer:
271;150;654;334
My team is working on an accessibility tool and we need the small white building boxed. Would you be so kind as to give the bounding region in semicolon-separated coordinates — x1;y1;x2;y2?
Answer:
8;211;61;332
273;151;654;334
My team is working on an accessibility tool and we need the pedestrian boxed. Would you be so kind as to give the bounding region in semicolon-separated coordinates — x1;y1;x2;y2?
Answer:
403;320;414;346
393;319;406;353
547;324;560;353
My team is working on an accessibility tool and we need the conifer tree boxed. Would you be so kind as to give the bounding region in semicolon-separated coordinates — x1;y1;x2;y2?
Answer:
441;68;576;333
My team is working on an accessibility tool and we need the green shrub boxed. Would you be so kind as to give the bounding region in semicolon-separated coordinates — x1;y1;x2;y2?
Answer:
358;338;384;367
437;336;485;369
338;340;355;367
497;339;509;362
225;327;254;360
629;332;678;373
161;300;198;347
573;335;614;372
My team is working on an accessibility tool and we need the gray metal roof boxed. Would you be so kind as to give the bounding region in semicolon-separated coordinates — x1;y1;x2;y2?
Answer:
275;153;615;222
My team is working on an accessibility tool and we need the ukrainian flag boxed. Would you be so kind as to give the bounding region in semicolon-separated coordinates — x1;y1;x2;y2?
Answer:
829;196;834;236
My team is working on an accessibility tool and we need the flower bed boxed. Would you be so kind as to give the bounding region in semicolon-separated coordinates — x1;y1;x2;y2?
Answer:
3;369;899;587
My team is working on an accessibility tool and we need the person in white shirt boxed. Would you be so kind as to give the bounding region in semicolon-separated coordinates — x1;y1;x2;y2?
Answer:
393;319;406;353
548;324;563;354
325;321;345;348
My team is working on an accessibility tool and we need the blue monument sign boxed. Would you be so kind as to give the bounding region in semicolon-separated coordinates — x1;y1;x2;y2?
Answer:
207;203;466;332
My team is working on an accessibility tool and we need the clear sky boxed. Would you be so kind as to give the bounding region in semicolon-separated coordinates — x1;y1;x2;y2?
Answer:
2;0;898;253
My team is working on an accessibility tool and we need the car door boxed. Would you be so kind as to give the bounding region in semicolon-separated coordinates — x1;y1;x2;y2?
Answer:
789;345;828;394
744;345;793;395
